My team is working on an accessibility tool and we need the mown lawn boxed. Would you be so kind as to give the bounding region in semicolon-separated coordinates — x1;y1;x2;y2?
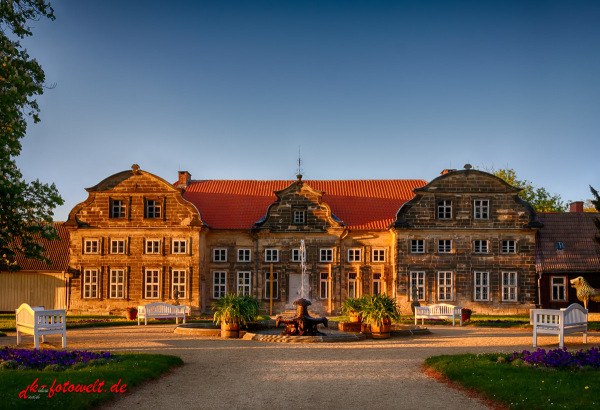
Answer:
424;353;600;409
0;353;183;409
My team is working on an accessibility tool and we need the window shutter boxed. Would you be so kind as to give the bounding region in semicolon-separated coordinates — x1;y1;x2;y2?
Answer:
163;237;166;255
188;266;193;300
107;237;111;254
142;267;145;299
128;196;132;221
81;237;85;254
109;197;113;218
169;267;173;298
163;196;167;221
143;238;146;254
162;266;166;300
189;237;192;256
143;197;147;218
101;237;104;256
127;237;131;255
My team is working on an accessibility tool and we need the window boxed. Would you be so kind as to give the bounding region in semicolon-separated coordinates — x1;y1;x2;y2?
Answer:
213;271;227;299
293;211;305;224
474;199;489;219
437;200;452;219
110;239;126;254
265;248;279;262
264;271;279;299
320;248;333;262
84;239;99;254
145;269;160;299
348;272;357;299
110;199;126;218
213;248;227;262
172;239;187;254
320;272;329;299
348;248;362;263
556;242;564;250
502;271;518;302
145;240;161;254
145;199;161;219
291;248;306;263
109;269;125;298
473;240;488;254
437;271;453;301
372;249;386;262
372;272;381;295
438;240;452;253
410;239;425;253
172;270;187;299
474;271;490;301
237;249;251;262
410;271;425;301
502;240;516;254
83;269;99;298
551;277;566;301
237;271;251;296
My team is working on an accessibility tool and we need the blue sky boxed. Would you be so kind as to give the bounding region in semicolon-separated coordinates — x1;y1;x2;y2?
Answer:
15;0;600;221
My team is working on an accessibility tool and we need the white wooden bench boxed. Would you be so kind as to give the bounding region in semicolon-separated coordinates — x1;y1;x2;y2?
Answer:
137;303;190;325
15;303;66;349
531;303;588;349
415;303;462;326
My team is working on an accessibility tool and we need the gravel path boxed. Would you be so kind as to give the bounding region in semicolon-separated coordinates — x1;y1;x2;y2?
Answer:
2;325;597;410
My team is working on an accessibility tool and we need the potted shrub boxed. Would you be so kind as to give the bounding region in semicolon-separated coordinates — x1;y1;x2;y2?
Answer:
341;298;364;323
359;294;399;339
212;294;258;338
461;308;472;322
125;307;137;320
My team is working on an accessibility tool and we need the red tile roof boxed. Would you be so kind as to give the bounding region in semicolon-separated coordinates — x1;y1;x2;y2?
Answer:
182;180;427;230
536;212;600;273
13;223;70;271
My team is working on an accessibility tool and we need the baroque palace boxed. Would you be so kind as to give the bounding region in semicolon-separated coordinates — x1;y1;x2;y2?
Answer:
57;163;593;316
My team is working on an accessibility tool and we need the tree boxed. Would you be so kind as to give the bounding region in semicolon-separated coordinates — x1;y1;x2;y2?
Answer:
490;168;566;213
590;186;600;246
1;0;63;272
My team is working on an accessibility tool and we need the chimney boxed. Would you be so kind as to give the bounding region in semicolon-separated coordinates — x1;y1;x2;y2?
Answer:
569;201;584;213
440;169;456;175
177;171;191;188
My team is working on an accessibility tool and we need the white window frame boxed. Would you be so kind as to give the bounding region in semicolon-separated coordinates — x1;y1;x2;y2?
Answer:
237;248;251;262
111;199;126;218
347;272;357;299
237;271;251;296
145;239;161;254
213;248;227;262
264;271;279;299
348;248;362;263
502;271;518;302
213;271;227;299
372;249;386;263
144;269;160;299
109;269;125;299
437;240;452;253
501;240;516;254
264;248;279;262
551;276;567;301
437;200;452;219
291;248;306;263
110;239;126;254
146;199;161;219
172;269;187;299
410;239;425;254
320;272;329;299
83;269;99;298
474;199;489;219
320;248;333;262
437;271;453;301
473;240;488;254
372;272;382;295
293;211;305;224
84;239;99;254
474;271;490;301
172;239;187;254
410;271;426;301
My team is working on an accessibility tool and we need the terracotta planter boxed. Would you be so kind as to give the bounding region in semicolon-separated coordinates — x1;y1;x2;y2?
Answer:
462;312;471;322
221;322;240;338
125;310;137;320
370;319;391;339
348;313;361;323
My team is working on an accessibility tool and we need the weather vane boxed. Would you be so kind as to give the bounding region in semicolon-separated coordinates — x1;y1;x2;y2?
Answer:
296;146;303;180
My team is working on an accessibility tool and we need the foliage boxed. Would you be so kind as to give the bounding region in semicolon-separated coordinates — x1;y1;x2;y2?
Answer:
0;347;113;370
125;307;137;312
358;294;399;327
0;353;183;409
340;297;364;316
490;168;566;212
510;347;600;370
1;0;63;273
425;352;600;409
212;294;260;325
590;186;600;246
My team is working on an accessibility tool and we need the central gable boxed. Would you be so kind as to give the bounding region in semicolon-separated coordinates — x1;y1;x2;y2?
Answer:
253;178;343;232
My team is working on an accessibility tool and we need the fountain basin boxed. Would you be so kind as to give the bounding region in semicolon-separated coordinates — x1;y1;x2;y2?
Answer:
243;328;365;343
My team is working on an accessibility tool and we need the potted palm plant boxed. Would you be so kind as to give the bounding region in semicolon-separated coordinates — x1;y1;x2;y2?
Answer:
359;294;399;339
212;294;259;338
341;298;364;323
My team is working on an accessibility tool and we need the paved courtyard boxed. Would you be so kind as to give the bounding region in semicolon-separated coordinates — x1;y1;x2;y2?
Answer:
2;325;597;409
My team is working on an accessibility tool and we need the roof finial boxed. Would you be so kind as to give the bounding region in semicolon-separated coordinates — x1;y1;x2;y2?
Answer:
296;146;303;181
131;164;141;175
464;163;472;170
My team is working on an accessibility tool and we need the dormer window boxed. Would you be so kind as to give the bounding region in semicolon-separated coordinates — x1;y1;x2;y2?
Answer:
293;211;305;224
437;200;452;219
145;199;161;219
474;200;489;219
110;199;126;218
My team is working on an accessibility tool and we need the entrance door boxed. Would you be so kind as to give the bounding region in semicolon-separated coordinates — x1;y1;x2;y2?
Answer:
288;274;310;306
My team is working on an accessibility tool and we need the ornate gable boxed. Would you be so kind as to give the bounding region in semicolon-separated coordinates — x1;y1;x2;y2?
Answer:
253;177;344;233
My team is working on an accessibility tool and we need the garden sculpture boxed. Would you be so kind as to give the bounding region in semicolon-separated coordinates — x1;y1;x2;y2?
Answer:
570;276;600;309
275;298;328;336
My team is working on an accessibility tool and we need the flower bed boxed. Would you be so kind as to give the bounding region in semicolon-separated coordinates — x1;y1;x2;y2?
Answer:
509;347;600;369
0;347;113;370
